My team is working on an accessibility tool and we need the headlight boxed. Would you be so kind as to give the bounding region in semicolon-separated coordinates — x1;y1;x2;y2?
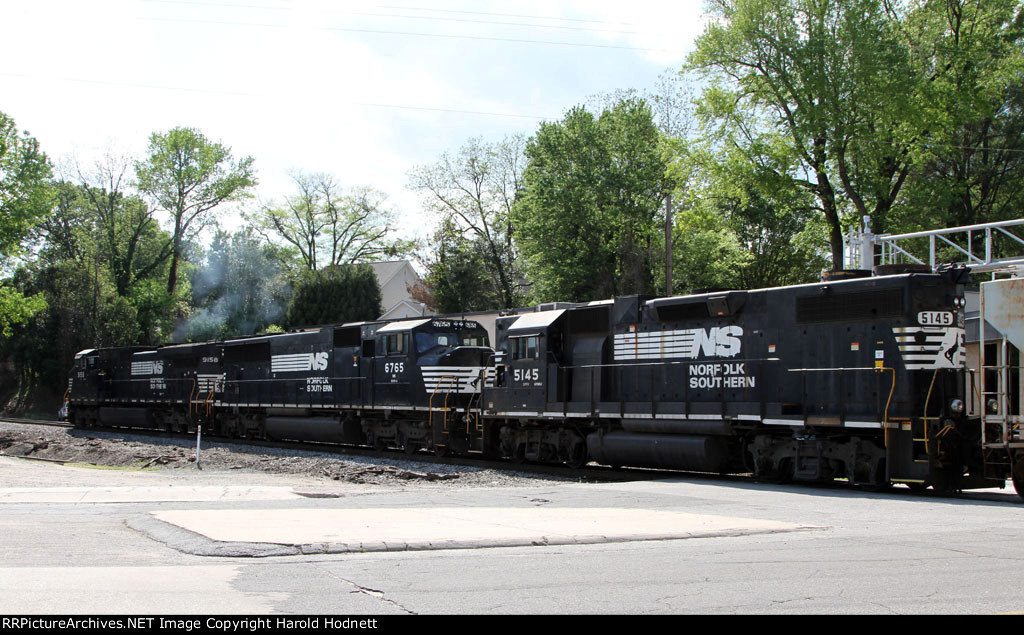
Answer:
987;398;999;414
949;399;964;415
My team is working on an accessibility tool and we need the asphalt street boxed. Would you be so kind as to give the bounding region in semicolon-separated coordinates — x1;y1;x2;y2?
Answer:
1;455;1022;614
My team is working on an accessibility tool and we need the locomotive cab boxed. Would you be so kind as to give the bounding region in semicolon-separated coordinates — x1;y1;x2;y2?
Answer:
372;317;491;406
491;309;567;412
360;317;493;455
67;346;155;428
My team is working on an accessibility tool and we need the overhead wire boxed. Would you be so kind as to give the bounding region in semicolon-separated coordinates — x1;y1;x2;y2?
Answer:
0;71;553;120
140;16;674;53
375;4;640;27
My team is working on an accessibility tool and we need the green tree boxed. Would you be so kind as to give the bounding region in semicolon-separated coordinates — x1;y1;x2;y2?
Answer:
250;172;412;272
420;218;499;314
895;2;1024;233
4;165;184;411
0;286;46;339
409;135;527;309
672;136;828;290
284;264;382;328
0;111;52;343
135;127;257;294
513;98;667;302
66;155;174;296
0;111;53;258
688;0;1024;267
688;0;918;267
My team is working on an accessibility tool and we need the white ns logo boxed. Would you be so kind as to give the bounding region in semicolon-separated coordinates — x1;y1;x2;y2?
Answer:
312;352;328;371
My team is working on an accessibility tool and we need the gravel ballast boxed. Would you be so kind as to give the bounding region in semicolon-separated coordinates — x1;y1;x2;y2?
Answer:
0;420;570;489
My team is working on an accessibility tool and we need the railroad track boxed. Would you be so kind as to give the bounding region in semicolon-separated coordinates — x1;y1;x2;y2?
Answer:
0;416;660;483
0;416;72;428
5;417;1013;500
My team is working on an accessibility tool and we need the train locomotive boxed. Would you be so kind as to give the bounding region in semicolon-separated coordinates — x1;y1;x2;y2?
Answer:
66;265;1023;498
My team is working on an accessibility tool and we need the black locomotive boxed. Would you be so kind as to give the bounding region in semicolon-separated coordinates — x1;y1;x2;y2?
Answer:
66;266;1019;497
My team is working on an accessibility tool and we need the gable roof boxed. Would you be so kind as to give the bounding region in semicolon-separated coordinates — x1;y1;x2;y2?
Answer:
367;260;415;288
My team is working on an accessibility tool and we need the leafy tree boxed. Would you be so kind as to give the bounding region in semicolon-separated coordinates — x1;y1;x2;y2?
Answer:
135;127;256;294
63;155;173;296
409;135;527;309
250;172;412;271
0;111;53;259
688;0;918;267
688;0;1024;267
4;163;184;410
512;99;666;302
2;259;143;411
0;111;52;343
284;264;382;328
671;135;828;290
420;218;499;314
895;2;1024;233
0;286;46;339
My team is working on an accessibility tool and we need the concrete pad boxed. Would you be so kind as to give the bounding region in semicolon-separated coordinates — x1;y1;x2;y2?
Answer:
0;565;286;614
0;486;304;504
151;507;820;554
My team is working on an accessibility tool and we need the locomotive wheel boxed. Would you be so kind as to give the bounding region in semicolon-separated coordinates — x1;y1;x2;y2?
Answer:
772;458;794;484
1012;459;1024;502
434;443;449;458
862;460;891;492
403;440;417;455
564;444;588;469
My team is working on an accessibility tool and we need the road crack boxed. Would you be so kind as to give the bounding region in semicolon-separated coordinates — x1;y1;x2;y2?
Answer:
314;564;417;615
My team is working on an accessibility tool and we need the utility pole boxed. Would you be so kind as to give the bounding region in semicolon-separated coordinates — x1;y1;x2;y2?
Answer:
665;192;673;296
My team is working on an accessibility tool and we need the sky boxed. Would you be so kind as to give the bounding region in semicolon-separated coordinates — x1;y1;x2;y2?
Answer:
1;0;709;242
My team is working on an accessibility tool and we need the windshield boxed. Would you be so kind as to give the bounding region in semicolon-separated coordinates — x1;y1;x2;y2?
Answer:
414;329;489;353
461;330;488;347
415;332;455;354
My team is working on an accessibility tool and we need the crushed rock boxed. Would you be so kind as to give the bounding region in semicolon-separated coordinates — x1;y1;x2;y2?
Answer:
0;421;568;489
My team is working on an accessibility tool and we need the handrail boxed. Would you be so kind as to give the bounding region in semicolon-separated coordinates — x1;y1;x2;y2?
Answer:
428;375;459;443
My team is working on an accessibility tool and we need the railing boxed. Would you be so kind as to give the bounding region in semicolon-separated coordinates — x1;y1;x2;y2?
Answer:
846;216;1024;273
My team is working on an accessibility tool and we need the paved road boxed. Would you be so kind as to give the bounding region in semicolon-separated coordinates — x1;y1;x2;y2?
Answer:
1;456;1022;614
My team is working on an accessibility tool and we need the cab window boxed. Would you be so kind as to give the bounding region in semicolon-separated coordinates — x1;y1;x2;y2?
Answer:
511;336;539;360
383;333;408;355
462;332;487;347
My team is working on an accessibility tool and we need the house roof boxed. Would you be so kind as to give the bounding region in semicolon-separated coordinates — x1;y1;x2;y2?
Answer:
367;260;415;287
380;299;427;320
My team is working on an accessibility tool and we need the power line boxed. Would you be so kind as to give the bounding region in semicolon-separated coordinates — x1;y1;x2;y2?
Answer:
342;10;642;36
0;71;262;97
142;0;289;9
0;71;554;120
141;16;674;53
376;4;640;28
144;0;646;36
358;102;552;120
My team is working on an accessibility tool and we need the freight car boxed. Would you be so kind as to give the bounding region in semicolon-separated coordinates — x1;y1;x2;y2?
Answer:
66;266;1022;498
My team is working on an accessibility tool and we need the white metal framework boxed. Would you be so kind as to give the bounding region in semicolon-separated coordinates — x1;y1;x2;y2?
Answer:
846;216;1024;273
